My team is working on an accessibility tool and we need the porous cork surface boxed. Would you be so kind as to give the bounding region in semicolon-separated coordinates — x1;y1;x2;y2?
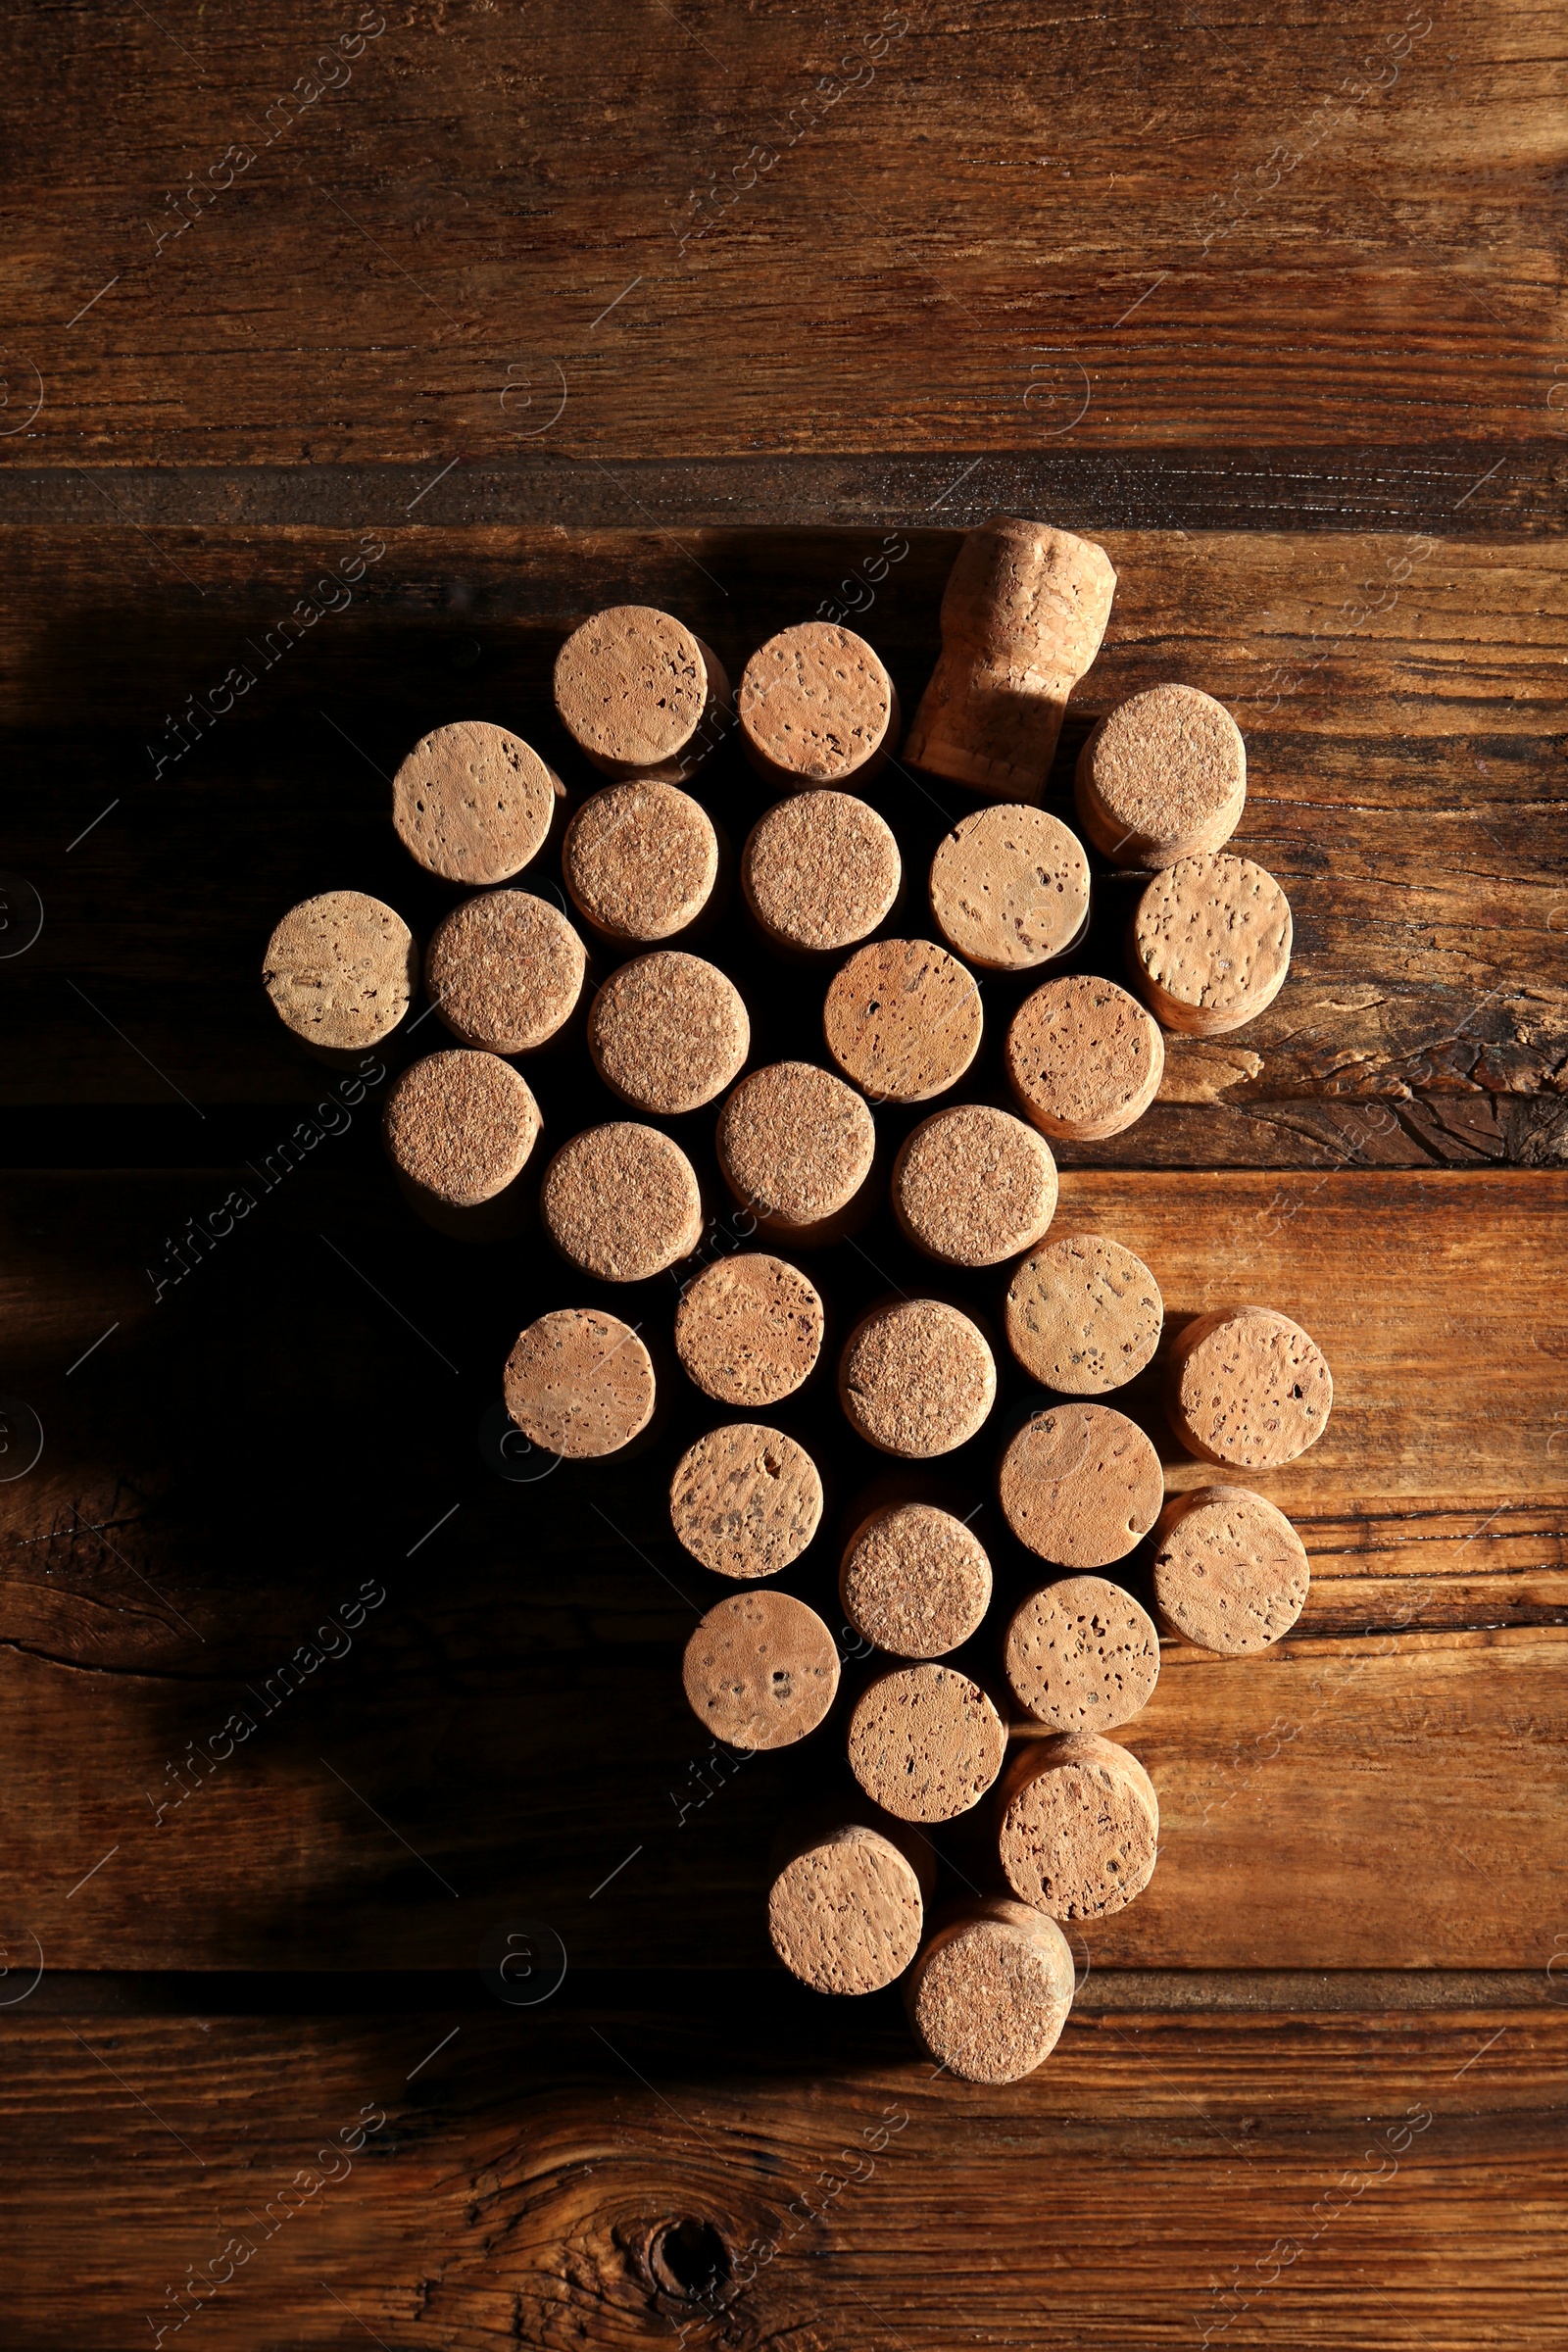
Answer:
738;623;897;786
588;951;750;1114
563;781;718;942
1131;852;1293;1036
1167;1304;1334;1468
381;1050;541;1207
839;1300;997;1459
554;604;710;773
1004;1233;1164;1396
847;1663;1006;1822
503;1308;655;1459
668;1423;824;1578
1152;1484;1311;1654
425;889;585;1055
823;938;983;1103
1074;684;1247;869
391;720;560;884
838;1503;993;1659
891;1103;1057;1268
682;1589;841;1750
928;804;1091;971
768;1825;926;1995
673;1253;824;1408
906;1899;1075;2083
716;1061;875;1238
262;891;417;1051
1005;974;1164;1143
998;1402;1165;1568
997;1733;1160;1920
540;1122;703;1282
1004;1574;1161;1734
742;790;902;954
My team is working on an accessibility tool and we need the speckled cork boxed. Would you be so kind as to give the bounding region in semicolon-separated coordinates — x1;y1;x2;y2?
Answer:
1004;1233;1164;1396
668;1422;824;1578
905;515;1117;802
848;1663;1006;1822
839;1300;997;1460
263;891;417;1052
554;605;731;782
1005;974;1164;1143
823;938;983;1104
391;720;562;884
540;1122;703;1282
716;1061;876;1247
1004;1575;1161;1734
504;1307;656;1458
563;781;719;944
682;1588;840;1749
1075;684;1247;870
928;805;1092;972
425;889;586;1055
382;1049;541;1205
768;1823;927;1996
737;623;900;791
1166;1304;1333;1468
906;1899;1075;2083
588;951;749;1114
742;790;902;956
1130;852;1293;1037
838;1502;993;1659
1152;1484;1311;1654
891;1104;1057;1268
998;1402;1164;1569
997;1732;1159;1920
673;1253;824;1408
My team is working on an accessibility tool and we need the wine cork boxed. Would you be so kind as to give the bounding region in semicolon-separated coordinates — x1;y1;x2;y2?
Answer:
682;1589;840;1749
673;1252;824;1407
1004;1233;1163;1396
928;804;1091;972
742;790;902;956
382;1048;540;1215
562;781;719;944
823;938;982;1104
503;1307;656;1458
906;1899;1075;2083
1074;683;1247;870
997;1733;1159;1920
1166;1304;1333;1468
1004;1575;1160;1734
904;515;1117;801
838;1501;993;1659
1130;852;1293;1037
669;1422;824;1578
891;1104;1057;1268
715;1061;875;1247
554;605;730;782
1005;974;1164;1144
540;1122;703;1282
263;891;417;1052
425;889;586;1055
768;1823;927;1995
839;1300;997;1460
1152;1484;1310;1654
847;1662;1006;1822
391;720;562;884
587;952;749;1114
998;1402;1164;1569
737;623;899;791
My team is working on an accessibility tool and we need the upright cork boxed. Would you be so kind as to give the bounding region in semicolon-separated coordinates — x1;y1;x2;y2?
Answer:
737;623;900;792
391;720;562;884
1004;1575;1161;1735
998;1402;1164;1569
588;952;749;1114
554;605;731;782
996;1732;1159;1921
716;1061;876;1247
1005;974;1164;1144
540;1122;703;1282
906;1899;1075;2083
847;1663;1006;1822
904;515;1117;802
1152;1484;1310;1654
823;938;983;1103
1166;1305;1333;1468
263;891;417;1052
1130;852;1293;1037
840;1300;997;1460
1074;684;1247;870
425;889;586;1055
891;1104;1057;1268
381;1049;541;1239
742;790;902;956
839;1501;993;1659
768;1823;928;1996
928;805;1091;972
668;1422;824;1578
673;1253;824;1408
504;1308;656;1458
1004;1233;1164;1396
563;781;719;945
682;1589;840;1749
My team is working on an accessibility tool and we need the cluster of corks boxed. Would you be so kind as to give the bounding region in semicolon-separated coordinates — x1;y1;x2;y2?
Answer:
260;516;1331;2087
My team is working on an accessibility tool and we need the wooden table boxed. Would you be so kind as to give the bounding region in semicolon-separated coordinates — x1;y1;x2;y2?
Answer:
3;4;1565;2344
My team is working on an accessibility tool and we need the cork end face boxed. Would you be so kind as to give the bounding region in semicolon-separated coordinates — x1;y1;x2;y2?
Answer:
588;951;750;1115
425;889;586;1055
1152;1484;1310;1653
1004;1574;1161;1734
839;1299;997;1460
554;604;710;772
839;1502;993;1659
928;804;1092;972
891;1104;1057;1268
1004;1233;1163;1396
563;781;719;943
738;623;897;787
768;1827;925;1994
391;720;559;885
998;1733;1160;1921
1167;1305;1333;1467
997;1402;1164;1569
541;1122;703;1283
674;1253;824;1409
382;1049;541;1207
847;1663;1006;1822
823;938;983;1104
1004;974;1164;1143
1074;684;1247;870
668;1423;824;1578
908;1904;1075;2083
716;1060;876;1237
742;791;902;955
503;1308;656;1459
681;1589;840;1749
1131;852;1293;1036
263;891;417;1051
